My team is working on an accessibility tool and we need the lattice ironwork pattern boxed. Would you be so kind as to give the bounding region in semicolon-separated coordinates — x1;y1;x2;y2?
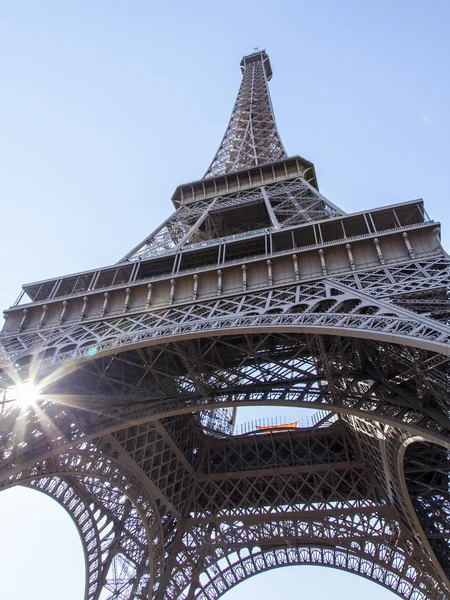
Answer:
1;50;450;599
204;51;286;178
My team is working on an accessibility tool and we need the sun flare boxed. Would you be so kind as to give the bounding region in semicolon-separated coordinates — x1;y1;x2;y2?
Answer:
10;382;42;407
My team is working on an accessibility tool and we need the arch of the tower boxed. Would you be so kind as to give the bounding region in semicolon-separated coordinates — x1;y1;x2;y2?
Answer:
25;326;449;446
18;297;450;369
187;544;441;600
1;436;448;600
157;499;448;599
340;418;450;597
5;260;450;377
155;455;449;600
0;448;165;600
402;439;450;588
2;327;450;599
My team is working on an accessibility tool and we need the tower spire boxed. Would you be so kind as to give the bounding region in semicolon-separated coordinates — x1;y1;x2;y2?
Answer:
203;51;287;178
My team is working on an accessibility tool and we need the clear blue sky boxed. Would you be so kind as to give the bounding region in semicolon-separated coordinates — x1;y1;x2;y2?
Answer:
1;1;449;598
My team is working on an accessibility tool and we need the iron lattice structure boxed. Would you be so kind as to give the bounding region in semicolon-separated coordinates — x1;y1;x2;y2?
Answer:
1;50;450;599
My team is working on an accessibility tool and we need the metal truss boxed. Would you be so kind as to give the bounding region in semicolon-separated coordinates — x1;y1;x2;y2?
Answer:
1;50;450;600
162;510;442;600
0;443;165;599
2;416;447;599
3;325;450;474
203;51;286;179
28;475;150;600
121;176;341;263
347;416;450;596
2;258;450;368
3;256;450;373
404;442;450;580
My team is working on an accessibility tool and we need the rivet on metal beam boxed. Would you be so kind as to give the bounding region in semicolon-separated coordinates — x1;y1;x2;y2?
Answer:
433;226;442;248
373;238;385;265
38;304;48;328
169;279;176;304
345;243;356;271
80;296;89;321
18;308;29;332
402;232;415;260
101;292;110;316
318;249;327;276
59;300;69;324
123;288;132;312
193;274;199;301
241;265;247;291
266;259;273;286
146;283;153;308
292;254;299;281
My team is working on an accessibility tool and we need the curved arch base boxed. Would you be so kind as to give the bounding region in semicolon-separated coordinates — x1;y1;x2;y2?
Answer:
0;447;163;600
194;546;435;600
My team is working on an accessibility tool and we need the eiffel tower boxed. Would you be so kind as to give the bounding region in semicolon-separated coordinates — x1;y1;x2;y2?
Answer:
1;50;450;600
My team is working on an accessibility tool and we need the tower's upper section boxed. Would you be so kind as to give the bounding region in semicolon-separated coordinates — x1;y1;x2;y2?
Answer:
203;51;287;179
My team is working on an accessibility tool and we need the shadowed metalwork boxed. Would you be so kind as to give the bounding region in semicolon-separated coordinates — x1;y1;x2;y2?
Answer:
1;51;450;599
